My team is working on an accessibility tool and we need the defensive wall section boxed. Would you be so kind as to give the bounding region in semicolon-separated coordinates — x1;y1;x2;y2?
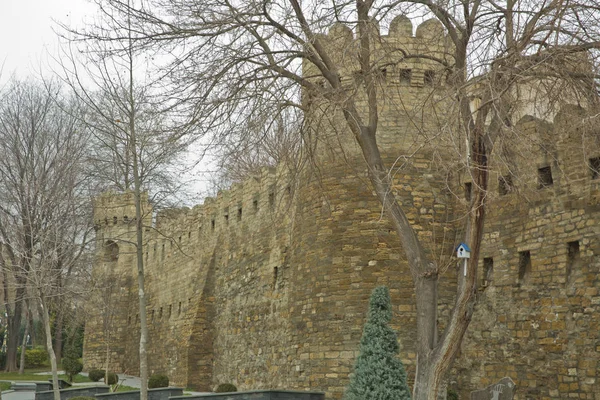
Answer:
83;16;600;400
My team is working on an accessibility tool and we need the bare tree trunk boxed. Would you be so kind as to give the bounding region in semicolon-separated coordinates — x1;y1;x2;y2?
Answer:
104;333;111;388
128;13;148;397
5;299;23;372
18;305;29;375
41;297;61;400
53;307;64;364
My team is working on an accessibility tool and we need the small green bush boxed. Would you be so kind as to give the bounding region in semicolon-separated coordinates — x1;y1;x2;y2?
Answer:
63;357;84;382
88;369;105;382
105;372;118;385
148;374;169;389
447;389;459;400
24;347;48;367
215;383;237;393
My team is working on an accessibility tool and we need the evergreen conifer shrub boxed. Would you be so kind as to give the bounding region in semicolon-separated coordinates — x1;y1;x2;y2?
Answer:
344;286;411;400
62;345;83;382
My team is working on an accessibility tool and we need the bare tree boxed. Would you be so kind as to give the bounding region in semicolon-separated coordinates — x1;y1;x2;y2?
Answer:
0;79;92;400
59;5;192;400
70;1;600;398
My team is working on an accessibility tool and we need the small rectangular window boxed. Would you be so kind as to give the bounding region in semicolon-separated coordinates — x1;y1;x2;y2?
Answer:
269;192;275;207
424;70;436;85
566;241;580;281
538;166;553;189
589;157;600;179
498;175;513;196
399;69;412;85
518;251;531;282
483;257;493;286
237;207;243;221
253;199;259;211
211;219;215;231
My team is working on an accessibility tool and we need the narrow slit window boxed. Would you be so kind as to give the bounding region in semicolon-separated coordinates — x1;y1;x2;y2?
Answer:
269;192;275;207
379;68;387;80
159;307;163;319
253;199;259;211
483;257;493;286
399;69;412;85
518;251;531;282
589;157;600;179
465;182;472;202
178;302;182;315
161;243;165;261
538;166;553;189
424;70;436;85
498;175;514;196
273;266;279;288
237;207;242;221
566;241;580;281
168;305;172;318
211;219;215;231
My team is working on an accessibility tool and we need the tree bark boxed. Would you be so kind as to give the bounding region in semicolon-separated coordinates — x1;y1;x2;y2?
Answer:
18;305;29;375
5;298;23;372
53;307;64;364
41;297;61;400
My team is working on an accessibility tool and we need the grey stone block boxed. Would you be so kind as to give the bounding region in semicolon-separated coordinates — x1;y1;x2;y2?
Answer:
35;384;110;400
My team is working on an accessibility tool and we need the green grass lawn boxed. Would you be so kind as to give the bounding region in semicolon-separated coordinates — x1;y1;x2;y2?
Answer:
114;385;138;392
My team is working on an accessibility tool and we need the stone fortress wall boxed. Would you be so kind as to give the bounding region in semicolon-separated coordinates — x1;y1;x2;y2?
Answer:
83;15;600;400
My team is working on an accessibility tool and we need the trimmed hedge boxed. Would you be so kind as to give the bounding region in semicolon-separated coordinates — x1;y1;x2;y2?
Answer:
88;369;105;382
148;374;169;389
105;372;118;385
215;383;237;393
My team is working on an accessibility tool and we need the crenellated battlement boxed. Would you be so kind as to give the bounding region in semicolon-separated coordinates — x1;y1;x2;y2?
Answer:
94;164;294;244
159;164;292;237
93;191;152;230
304;16;453;88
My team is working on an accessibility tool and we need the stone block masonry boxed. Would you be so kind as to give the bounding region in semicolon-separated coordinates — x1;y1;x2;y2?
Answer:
83;16;600;400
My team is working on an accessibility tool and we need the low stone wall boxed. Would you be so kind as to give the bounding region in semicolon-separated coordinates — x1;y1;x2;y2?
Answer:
95;387;184;400
171;390;325;400
35;385;110;400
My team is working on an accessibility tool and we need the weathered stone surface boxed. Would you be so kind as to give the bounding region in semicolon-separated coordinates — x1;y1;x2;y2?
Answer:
471;377;516;400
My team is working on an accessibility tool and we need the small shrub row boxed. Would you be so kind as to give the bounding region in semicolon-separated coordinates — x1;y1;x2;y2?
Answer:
215;383;237;393
87;369;118;385
23;347;48;367
148;374;169;389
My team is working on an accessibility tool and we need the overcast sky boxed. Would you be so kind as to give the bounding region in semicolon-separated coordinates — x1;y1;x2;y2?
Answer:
0;0;95;84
